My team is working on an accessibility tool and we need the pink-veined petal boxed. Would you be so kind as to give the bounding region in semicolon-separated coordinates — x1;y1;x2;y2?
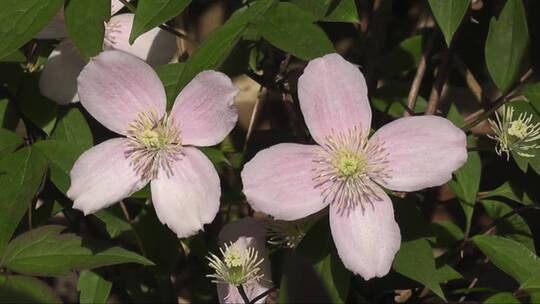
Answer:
217;219;272;304
330;187;401;280
39;42;86;105
111;0;129;15
298;53;371;145
150;147;220;238
104;14;177;66
241;143;327;221
68;138;147;215
369;115;467;192
35;9;67;39
170;70;239;146
77;50;167;135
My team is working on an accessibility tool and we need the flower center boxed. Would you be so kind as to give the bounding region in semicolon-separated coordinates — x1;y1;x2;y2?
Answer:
125;110;183;180
313;126;390;215
508;120;528;139
334;150;367;177
224;247;244;268
206;241;265;286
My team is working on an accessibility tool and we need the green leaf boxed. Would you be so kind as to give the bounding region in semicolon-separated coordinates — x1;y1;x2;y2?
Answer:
379;35;423;77
483;181;533;205
200;147;231;168
520;273;540;292
19;74;58;135
173;0;277;97
0;0;64;59
448;136;481;234
94;208;132;239
0;147;48;254
431;220;464;247
472;234;540;284
78;270;112;304
155;63;185;105
436;264;463;283
64;0;110;58
0;275;60;303
428;0;470;46
256;2;334;60
1;225;153;276
372;84;427;117
130;0;191;43
393;239;445;300
34;140;83;194
291;0;359;23
0;128;22;159
485;0;529;93
51;107;93;152
280;217;350;303
484;292;520;304
481;199;535;252
524;82;540;113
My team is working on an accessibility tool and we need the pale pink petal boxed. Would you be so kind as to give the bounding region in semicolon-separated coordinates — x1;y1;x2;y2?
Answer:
68;138;147;215
104;14;177;66
77;50;166;135
241;143;327;221
297;53;371;145
216;234;272;304
369;115;467;192
35;9;67;39
39;42;86;105
330;187;401;280
111;0;129;15
150;147;220;238
170;71;239;146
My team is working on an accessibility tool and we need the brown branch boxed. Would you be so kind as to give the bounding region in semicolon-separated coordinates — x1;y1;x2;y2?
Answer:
404;33;435;116
425;50;451;115
454;55;482;103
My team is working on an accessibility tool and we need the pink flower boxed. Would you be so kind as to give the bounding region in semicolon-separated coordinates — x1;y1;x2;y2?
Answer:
241;53;467;280
67;50;239;238
36;1;176;105
209;218;273;304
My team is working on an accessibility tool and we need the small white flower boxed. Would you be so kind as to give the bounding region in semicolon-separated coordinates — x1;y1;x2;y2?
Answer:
207;239;265;286
488;105;540;160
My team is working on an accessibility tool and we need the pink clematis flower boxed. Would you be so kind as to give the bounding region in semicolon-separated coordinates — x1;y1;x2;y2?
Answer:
210;218;273;304
36;1;177;105
67;50;239;238
241;53;467;280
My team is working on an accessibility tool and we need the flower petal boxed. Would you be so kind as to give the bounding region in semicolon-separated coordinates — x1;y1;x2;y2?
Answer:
68;138;147;215
39;43;86;105
170;71;239;146
298;53;371;145
330;188;401;280
104;14;177;66
150;147;220;238
369;115;467;192
241;143;327;221
77;50;167;135
111;0;129;15
219;217;267;243
35;9;67;39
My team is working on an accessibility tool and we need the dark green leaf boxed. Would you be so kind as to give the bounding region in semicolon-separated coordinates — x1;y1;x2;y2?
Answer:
482;181;533;205
0;0;64;59
130;0;191;43
0;147;48;254
34;140;82;194
155;63;185;104
94;208;132;239
256;2;334;60
484;292;520;304
291;0;359;23
64;0;110;58
524;82;540;113
481;199;535;252
431;220;464;247
472;234;540;284
19;74;58;135
0;275;60;303
485;0;529;93
393;239;445;300
51;107;93;152
77;270;112;304
428;0;470;46
379;35;423;76
436;264;463;283
1;225;153;276
0;128;22;159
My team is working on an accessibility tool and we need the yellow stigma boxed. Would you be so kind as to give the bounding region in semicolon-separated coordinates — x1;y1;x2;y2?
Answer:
224;247;244;268
140;129;163;149
508;120;528;139
334;151;367;177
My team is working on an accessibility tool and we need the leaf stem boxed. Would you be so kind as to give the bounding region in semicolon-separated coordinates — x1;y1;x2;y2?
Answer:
117;0;198;46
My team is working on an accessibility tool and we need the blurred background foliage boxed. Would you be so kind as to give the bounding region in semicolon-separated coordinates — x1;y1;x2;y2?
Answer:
0;0;540;303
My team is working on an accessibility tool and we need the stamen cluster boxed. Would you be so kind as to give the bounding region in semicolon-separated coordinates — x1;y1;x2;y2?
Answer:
125;110;183;180
488;105;540;160
266;219;311;249
312;126;390;215
206;241;265;286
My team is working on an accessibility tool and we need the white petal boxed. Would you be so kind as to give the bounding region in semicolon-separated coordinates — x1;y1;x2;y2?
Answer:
68;138;147;215
150;147;220;238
